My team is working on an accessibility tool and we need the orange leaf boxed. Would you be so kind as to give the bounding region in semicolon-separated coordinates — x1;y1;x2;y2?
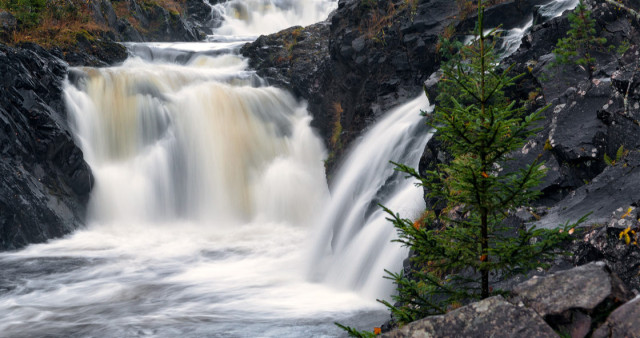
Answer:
480;254;488;262
568;228;575;235
413;221;420;230
481;172;489;178
374;327;382;335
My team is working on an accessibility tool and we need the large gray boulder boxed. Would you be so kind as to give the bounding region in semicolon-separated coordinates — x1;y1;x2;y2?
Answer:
381;296;557;338
512;262;634;336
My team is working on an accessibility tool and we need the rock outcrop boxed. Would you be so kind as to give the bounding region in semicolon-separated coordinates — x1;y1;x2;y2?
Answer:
0;43;92;250
242;0;551;169
0;0;222;67
61;0;212;66
385;262;638;337
382;295;557;338
417;0;640;229
496;0;640;228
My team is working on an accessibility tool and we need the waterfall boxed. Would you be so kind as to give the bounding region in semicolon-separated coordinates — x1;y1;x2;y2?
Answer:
0;1;581;336
0;44;391;337
210;0;337;40
66;54;328;226
309;95;432;300
537;0;580;20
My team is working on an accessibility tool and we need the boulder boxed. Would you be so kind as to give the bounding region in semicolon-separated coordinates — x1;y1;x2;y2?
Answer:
592;296;640;338
512;262;634;335
381;296;556;338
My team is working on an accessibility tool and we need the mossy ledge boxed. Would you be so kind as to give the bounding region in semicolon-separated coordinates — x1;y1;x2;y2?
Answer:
0;0;213;66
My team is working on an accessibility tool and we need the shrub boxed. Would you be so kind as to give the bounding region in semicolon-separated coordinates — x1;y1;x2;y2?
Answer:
553;0;606;76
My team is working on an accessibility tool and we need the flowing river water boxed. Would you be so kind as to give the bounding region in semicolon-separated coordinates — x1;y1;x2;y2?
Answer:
0;0;577;336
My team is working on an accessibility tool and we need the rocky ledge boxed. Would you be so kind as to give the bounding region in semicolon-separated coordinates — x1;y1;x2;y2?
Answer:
0;43;92;250
384;262;639;337
0;0;222;67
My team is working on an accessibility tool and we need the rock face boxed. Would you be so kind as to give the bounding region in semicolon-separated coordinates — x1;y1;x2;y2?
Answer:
382;295;557;338
242;0;551;170
501;0;640;228
61;0;213;66
86;0;206;43
418;0;640;229
0;43;93;250
0;0;220;67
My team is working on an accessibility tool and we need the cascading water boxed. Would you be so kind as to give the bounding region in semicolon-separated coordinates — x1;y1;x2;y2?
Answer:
308;96;432;300
210;0;337;40
2;48;385;337
308;0;581;308
0;0;579;336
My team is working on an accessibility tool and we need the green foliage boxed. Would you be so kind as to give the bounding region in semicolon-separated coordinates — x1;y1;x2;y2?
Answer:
334;323;378;337
553;0;606;73
615;40;631;56
376;1;585;326
1;0;46;28
604;145;627;166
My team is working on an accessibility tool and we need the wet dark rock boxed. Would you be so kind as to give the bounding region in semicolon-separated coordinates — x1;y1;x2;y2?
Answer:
186;0;222;35
242;0;547;172
572;210;640;292
477;0;640;227
0;43;93;250
60;30;128;67
89;0;205;43
537;151;640;229
52;0;216;66
381;295;556;338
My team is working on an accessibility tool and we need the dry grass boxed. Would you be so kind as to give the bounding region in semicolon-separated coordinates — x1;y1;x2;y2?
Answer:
359;1;397;43
153;0;185;15
8;0;109;47
5;0;187;47
330;102;343;149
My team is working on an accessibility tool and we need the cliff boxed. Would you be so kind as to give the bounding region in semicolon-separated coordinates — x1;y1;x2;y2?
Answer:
0;43;92;250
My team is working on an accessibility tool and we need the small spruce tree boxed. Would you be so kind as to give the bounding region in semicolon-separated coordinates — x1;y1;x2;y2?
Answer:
553;0;606;75
337;1;583;335
379;0;582;326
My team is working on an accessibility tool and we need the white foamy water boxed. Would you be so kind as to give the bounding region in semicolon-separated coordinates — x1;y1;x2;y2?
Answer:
0;48;389;337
